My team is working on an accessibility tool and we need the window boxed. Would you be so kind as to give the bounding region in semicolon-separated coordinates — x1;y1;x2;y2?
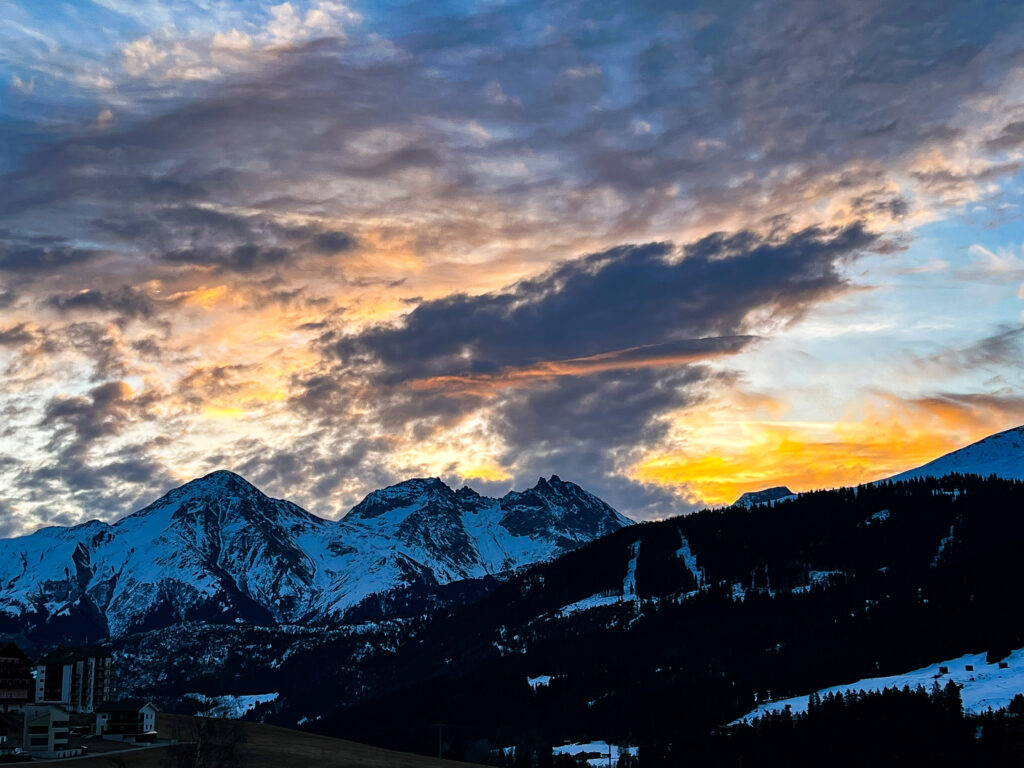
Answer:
27;725;48;734
29;736;48;747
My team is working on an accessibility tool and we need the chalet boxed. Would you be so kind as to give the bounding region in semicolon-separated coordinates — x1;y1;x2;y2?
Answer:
96;700;159;743
32;646;113;714
0;643;31;712
22;704;82;759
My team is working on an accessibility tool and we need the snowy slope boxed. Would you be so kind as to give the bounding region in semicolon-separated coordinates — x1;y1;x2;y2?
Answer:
886;425;1024;483
0;471;630;637
734;486;795;507
735;647;1024;723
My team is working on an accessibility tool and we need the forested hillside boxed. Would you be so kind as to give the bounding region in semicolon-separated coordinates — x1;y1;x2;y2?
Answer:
276;475;1024;762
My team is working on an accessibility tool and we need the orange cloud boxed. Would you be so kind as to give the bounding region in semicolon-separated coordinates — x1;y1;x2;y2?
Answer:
408;337;753;397
629;389;1024;507
171;284;245;310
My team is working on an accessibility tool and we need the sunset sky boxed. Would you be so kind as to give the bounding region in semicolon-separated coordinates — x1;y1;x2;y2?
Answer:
3;0;1024;532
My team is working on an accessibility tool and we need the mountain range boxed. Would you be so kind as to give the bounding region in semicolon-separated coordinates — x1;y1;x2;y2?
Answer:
3;424;1024;762
0;471;628;640
293;457;1024;759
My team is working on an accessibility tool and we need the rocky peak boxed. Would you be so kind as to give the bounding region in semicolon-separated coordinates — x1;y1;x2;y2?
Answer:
734;486;795;508
499;476;630;540
345;477;456;522
115;469;321;531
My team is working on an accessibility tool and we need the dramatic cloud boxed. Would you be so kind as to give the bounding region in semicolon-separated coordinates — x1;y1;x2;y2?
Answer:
339;226;876;382
1;0;1024;527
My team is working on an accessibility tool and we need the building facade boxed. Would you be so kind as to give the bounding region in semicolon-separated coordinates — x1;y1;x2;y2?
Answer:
96;700;159;743
0;644;31;712
32;646;113;714
22;704;81;759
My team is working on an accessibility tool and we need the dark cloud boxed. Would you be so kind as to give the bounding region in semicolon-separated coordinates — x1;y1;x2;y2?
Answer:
0;243;105;273
14;447;179;526
911;162;1022;198
0;498;32;538
176;364;254;407
23;377;179;524
41;381;142;456
62;323;132;381
162;243;291;272
45;285;157;319
290;224;878;518
958;326;1024;367
337;224;878;382
493;366;719;517
925;325;1024;372
498;367;710;450
985;120;1024;152
310;231;357;254
850;189;910;221
0;323;36;347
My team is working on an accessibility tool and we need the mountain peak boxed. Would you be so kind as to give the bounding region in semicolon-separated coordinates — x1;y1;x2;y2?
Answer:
187;469;257;490
735;486;795;507
156;469;270;505
886;424;1024;484
345;477;455;521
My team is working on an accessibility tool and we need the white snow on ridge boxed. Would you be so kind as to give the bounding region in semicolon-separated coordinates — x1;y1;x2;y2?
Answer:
734;647;1024;724
184;692;279;719
885;425;1024;483
558;592;625;616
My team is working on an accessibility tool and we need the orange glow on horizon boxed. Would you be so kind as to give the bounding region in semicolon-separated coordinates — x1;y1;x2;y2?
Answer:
629;390;1024;507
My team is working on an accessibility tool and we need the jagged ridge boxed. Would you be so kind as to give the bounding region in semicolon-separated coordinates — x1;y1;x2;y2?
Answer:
0;471;630;638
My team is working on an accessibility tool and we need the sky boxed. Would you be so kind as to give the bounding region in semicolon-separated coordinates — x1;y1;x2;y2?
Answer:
2;0;1024;532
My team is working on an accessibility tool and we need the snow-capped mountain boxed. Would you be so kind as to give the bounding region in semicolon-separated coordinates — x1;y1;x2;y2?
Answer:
0;471;629;639
885;425;1024;483
734;486;795;507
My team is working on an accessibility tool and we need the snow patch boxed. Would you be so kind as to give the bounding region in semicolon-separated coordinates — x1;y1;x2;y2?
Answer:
553;741;637;766
676;533;705;589
558;593;625;616
185;692;279;719
622;540;639;597
557;540;641;615
792;570;842;594
734;647;1024;724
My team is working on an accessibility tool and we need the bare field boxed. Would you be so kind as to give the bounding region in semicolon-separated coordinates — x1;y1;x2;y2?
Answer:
11;715;483;768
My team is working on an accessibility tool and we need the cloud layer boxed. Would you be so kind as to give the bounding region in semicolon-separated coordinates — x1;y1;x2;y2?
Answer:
1;0;1024;530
